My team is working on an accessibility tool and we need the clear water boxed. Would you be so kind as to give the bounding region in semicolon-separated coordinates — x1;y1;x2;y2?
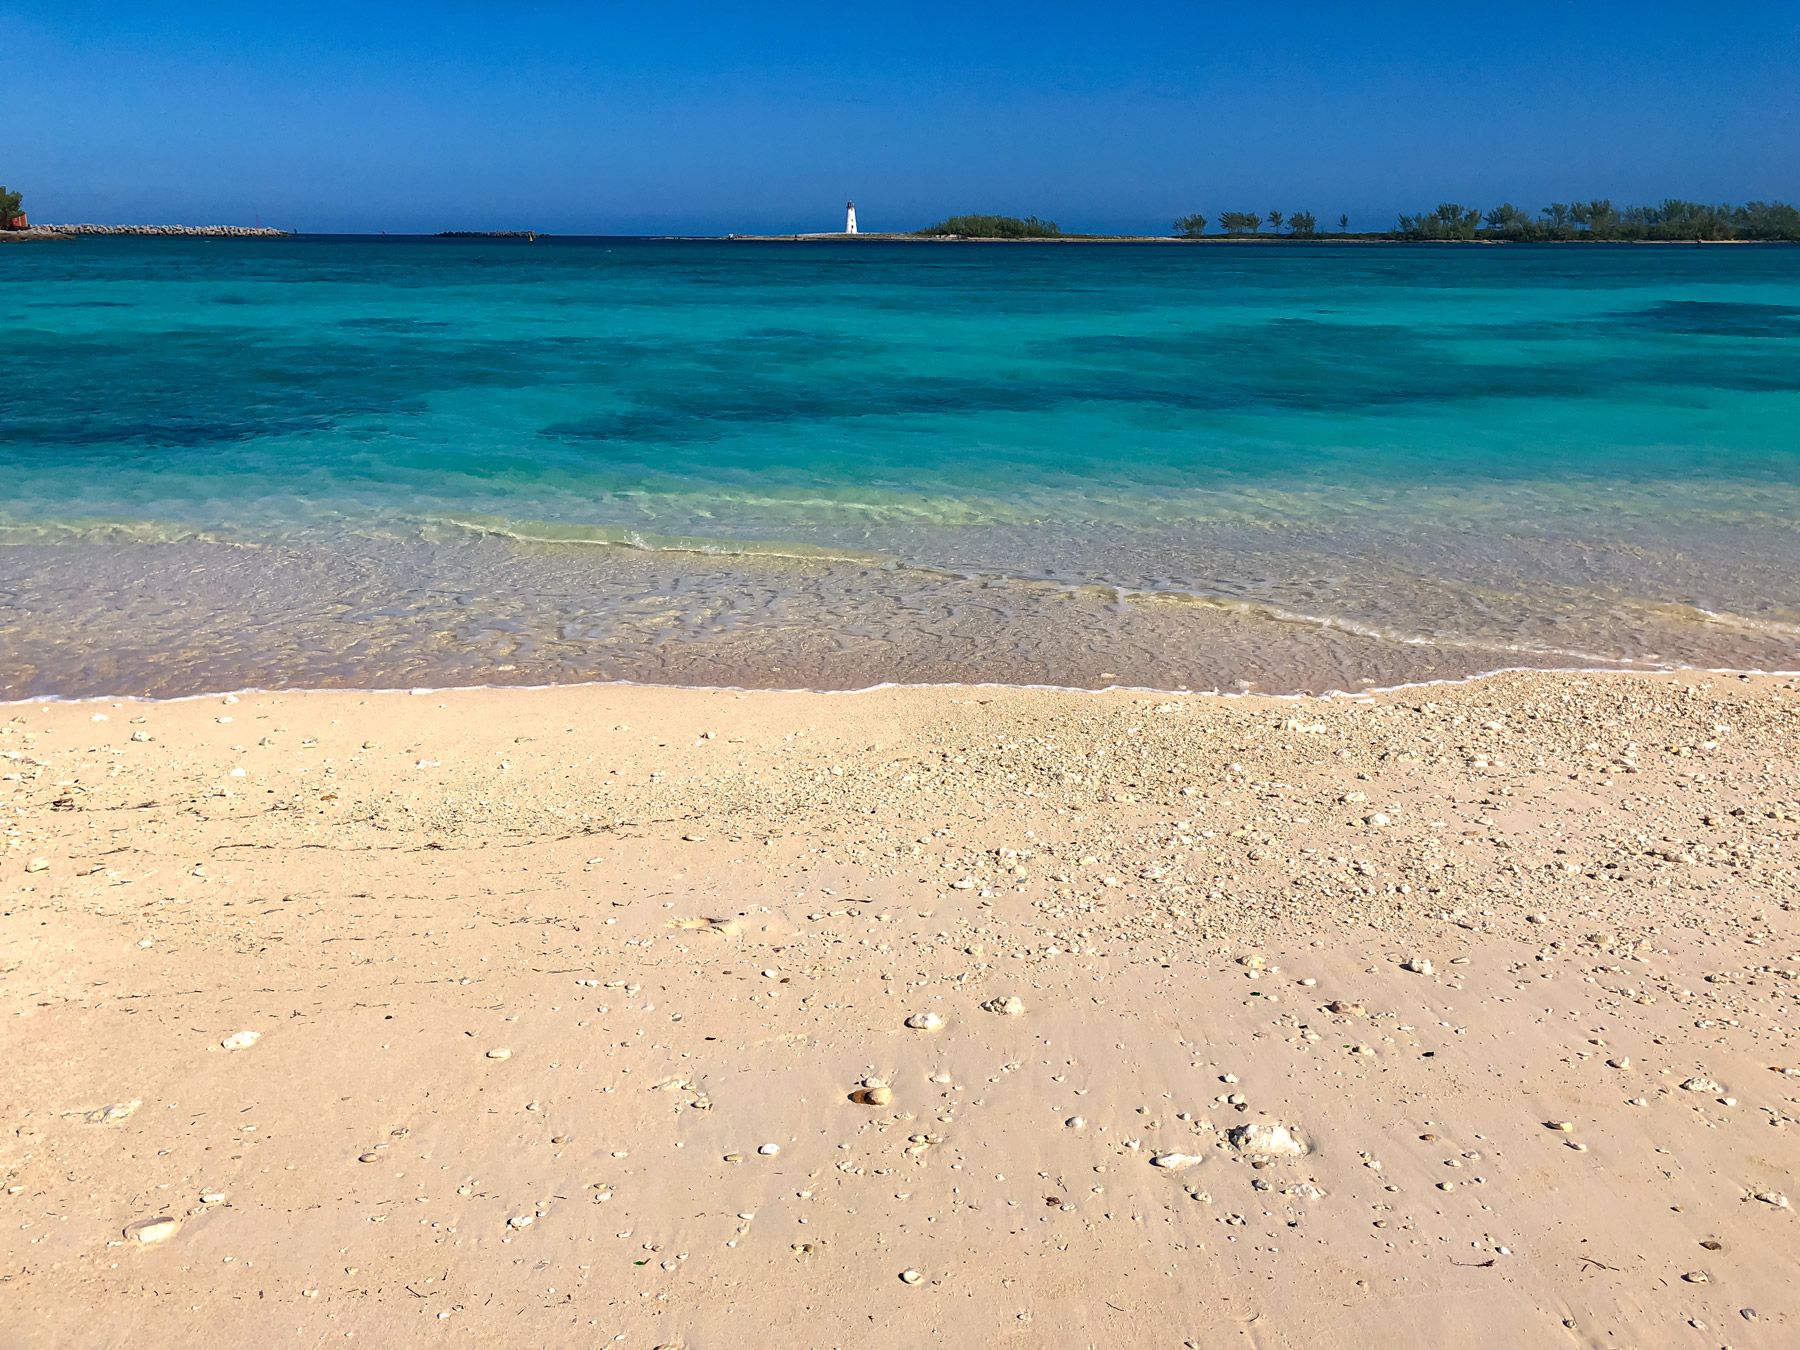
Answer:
3;236;1798;698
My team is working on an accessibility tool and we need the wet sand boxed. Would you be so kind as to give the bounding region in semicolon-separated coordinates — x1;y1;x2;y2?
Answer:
3;671;1797;1347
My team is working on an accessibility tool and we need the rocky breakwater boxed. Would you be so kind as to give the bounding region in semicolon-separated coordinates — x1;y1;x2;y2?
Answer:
0;227;75;242
39;223;290;237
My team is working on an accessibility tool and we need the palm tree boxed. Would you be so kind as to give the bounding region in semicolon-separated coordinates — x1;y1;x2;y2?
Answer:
1173;213;1208;238
1267;210;1285;233
1338;213;1349;233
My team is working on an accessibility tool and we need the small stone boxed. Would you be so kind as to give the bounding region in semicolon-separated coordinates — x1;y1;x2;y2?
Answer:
1545;1121;1574;1132
899;1269;922;1285
125;1216;180;1245
200;1193;226;1205
981;996;1025;1016
358;1152;380;1163
86;1101;142;1125
853;1085;894;1107
1365;813;1391;827
1149;1153;1204;1171
1324;1001;1366;1017
1681;1270;1709;1284
758;1143;780;1156
1065;1116;1087;1131
904;1012;945;1031
25;857;49;874
1680;1077;1721;1093
1752;1191;1790;1209
507;1215;535;1230
1400;958;1433;975
220;1031;260;1051
486;1048;512;1060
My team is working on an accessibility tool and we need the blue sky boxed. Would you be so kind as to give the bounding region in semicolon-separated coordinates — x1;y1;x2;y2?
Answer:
3;2;1796;233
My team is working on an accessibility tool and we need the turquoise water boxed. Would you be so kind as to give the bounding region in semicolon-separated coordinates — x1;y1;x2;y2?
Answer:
2;236;1798;697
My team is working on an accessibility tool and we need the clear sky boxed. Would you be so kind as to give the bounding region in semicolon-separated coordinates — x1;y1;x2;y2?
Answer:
3;1;1796;234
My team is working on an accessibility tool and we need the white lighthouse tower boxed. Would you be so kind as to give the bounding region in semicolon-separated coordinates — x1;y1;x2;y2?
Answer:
845;201;858;234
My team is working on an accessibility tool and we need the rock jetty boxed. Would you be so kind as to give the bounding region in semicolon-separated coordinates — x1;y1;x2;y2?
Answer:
35;224;289;237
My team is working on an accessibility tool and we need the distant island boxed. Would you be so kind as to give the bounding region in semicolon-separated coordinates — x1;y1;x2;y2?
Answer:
916;214;1064;239
739;198;1800;243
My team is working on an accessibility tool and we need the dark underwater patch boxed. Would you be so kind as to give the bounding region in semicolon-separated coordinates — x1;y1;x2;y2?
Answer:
1624;300;1800;338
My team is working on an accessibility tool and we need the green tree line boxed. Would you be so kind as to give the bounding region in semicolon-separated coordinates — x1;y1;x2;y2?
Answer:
1172;199;1800;241
1177;210;1324;237
1398;199;1800;241
0;185;23;220
915;214;1062;239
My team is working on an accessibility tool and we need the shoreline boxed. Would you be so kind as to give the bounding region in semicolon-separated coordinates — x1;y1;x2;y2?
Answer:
8;658;1800;712
4;667;1797;1346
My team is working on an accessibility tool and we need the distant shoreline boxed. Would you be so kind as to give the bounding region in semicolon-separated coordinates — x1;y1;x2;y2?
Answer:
7;228;1791;246
726;231;1786;246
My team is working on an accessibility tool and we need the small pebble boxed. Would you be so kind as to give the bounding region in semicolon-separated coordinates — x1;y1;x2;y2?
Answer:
486;1048;512;1060
220;1031;260;1051
124;1216;180;1245
899;1269;922;1285
1149;1152;1203;1171
904;1012;944;1032
981;996;1025;1016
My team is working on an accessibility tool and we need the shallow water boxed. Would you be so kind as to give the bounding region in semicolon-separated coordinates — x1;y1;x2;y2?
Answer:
3;236;1798;698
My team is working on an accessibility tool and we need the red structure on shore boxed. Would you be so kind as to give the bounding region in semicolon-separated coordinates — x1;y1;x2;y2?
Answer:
3;213;26;231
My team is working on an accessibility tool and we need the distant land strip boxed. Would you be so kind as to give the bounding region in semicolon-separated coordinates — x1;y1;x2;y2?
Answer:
26;224;290;237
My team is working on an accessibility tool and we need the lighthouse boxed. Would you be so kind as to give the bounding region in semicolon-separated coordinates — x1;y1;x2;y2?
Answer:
845;201;858;234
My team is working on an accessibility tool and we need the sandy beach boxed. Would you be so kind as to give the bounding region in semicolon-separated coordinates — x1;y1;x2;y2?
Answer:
2;670;1796;1347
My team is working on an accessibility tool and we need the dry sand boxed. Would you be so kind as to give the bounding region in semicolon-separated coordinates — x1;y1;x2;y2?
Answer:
3;672;1797;1348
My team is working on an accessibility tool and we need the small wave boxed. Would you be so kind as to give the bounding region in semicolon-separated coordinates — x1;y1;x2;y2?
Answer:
1687;605;1800;639
0;517;250;547
423;514;889;567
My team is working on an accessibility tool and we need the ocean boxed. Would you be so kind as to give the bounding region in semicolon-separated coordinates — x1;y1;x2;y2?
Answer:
2;235;1797;698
